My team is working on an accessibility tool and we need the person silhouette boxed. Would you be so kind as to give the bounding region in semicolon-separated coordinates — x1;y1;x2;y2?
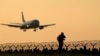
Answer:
57;32;66;52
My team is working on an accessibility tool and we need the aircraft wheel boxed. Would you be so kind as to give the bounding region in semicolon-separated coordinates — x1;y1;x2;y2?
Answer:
23;29;26;32
34;29;36;32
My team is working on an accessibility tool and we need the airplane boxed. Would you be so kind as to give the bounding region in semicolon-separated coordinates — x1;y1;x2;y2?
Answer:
1;12;55;32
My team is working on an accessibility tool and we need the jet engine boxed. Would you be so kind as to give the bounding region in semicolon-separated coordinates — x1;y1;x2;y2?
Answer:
39;26;44;30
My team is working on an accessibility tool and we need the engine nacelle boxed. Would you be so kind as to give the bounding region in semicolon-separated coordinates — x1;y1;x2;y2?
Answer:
39;26;44;30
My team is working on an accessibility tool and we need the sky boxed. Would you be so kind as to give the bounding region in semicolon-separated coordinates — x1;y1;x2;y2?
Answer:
0;0;100;44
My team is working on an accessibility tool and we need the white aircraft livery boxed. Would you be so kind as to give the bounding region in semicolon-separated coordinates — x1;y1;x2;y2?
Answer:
1;12;55;32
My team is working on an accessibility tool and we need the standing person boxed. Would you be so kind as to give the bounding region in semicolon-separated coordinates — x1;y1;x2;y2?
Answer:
57;32;66;52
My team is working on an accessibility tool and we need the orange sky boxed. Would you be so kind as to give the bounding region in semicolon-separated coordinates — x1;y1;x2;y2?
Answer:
0;0;100;44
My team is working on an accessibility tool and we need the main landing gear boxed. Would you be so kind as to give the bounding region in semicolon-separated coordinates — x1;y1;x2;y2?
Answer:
23;29;26;32
33;29;37;32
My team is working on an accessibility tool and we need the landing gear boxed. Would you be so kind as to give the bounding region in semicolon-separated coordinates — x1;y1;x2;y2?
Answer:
33;29;37;32
23;29;26;32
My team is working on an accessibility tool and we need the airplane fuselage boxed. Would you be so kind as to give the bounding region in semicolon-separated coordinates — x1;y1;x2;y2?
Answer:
20;19;39;29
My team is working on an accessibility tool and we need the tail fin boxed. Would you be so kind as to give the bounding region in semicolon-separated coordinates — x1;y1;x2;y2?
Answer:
21;11;26;23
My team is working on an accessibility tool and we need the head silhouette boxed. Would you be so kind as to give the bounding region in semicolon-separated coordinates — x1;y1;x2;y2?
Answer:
61;32;64;35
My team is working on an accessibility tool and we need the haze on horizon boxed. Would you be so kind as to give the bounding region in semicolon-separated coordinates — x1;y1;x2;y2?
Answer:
0;0;100;44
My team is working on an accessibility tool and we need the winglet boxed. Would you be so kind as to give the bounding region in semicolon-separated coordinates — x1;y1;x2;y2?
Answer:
21;11;26;23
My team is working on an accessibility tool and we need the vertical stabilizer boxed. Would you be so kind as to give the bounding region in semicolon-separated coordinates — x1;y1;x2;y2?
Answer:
21;11;26;23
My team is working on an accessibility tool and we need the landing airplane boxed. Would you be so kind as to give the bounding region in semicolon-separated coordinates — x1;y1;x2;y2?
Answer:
1;12;55;32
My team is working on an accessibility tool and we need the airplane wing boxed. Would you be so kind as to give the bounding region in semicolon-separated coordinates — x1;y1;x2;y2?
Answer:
40;24;55;27
39;24;55;29
10;23;22;25
1;24;21;28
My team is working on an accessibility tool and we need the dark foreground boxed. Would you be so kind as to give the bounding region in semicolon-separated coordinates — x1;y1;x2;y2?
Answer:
0;52;98;56
0;48;100;56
